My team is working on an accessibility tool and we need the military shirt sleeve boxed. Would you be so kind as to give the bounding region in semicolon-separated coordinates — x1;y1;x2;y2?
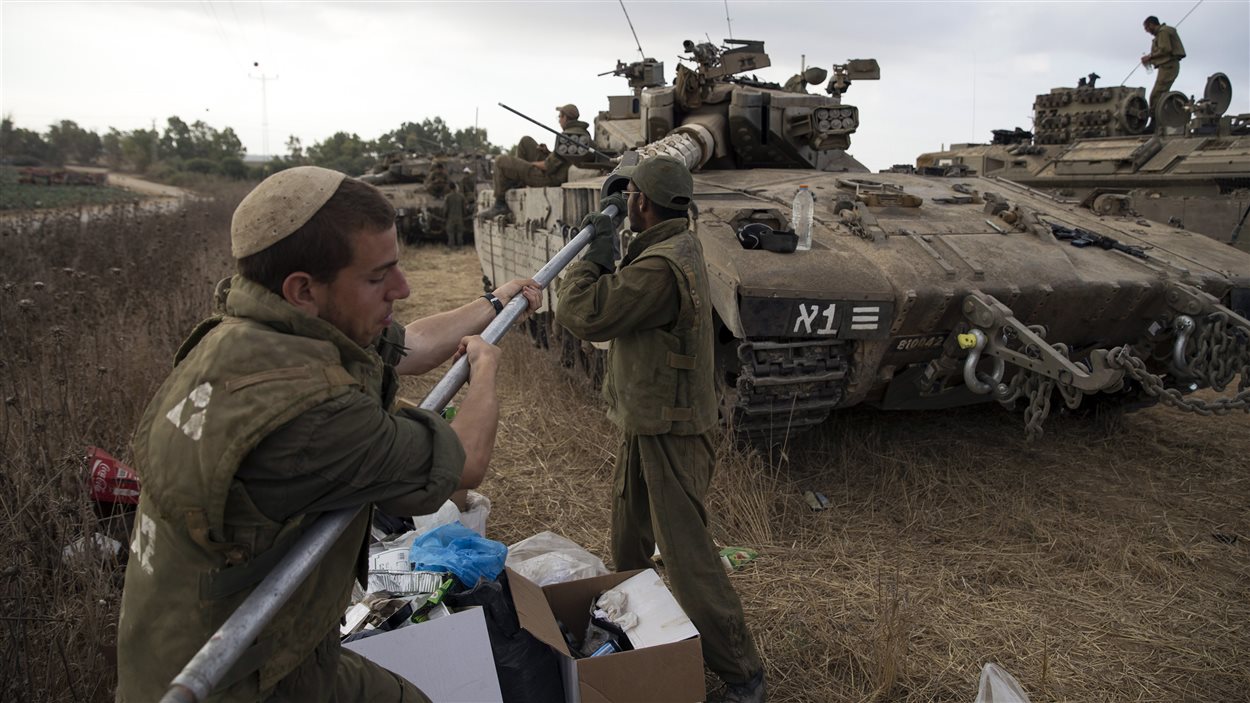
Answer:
554;257;679;343
236;395;465;523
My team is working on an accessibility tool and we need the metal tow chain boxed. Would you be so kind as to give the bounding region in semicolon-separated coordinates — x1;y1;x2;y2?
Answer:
1021;373;1055;441
1108;345;1250;415
1183;311;1248;392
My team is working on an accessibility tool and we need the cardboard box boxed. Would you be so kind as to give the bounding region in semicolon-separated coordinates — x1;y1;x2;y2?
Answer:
343;606;503;702
508;567;705;703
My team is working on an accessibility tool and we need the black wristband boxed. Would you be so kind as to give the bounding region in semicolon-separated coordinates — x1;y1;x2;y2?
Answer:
482;293;504;315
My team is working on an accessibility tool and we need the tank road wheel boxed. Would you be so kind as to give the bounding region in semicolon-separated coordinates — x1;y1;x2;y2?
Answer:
397;210;423;245
712;315;747;437
558;326;577;369
589;347;607;389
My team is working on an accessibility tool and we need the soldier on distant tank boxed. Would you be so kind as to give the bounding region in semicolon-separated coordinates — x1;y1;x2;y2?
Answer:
1140;15;1186;131
483;104;590;219
444;182;466;248
459;166;476;205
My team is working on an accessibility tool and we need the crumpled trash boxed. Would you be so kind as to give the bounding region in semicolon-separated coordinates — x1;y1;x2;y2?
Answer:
506;531;608;586
87;446;140;505
719;546;760;572
62;533;122;565
593;589;638;631
974;663;1030;703
366;546;447;595
407;522;507;587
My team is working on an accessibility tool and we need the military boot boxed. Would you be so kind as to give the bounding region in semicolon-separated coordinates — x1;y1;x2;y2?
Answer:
482;198;510;220
708;671;765;703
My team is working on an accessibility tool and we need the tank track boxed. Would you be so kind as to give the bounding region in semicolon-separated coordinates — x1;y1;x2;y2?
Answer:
725;339;850;439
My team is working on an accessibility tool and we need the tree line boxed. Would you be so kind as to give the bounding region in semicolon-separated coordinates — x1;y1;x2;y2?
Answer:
0;115;499;181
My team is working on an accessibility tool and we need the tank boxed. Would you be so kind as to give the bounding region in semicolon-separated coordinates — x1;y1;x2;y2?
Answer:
360;150;491;243
476;39;1250;442
916;72;1250;252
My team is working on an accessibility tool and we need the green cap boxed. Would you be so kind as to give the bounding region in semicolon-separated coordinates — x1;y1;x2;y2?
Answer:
616;155;693;211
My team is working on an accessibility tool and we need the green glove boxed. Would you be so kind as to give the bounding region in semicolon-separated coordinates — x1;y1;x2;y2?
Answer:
599;192;628;218
580;212;617;271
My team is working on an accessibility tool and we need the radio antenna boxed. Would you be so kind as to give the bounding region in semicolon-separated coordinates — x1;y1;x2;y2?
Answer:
618;0;646;60
725;0;734;39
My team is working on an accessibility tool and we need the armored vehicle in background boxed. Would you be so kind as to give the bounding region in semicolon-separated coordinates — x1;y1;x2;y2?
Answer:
917;72;1250;251
477;39;1250;442
361;150;491;243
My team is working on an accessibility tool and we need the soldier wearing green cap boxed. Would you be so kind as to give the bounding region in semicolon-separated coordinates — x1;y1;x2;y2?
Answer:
116;166;539;702
483;104;591;219
555;155;767;703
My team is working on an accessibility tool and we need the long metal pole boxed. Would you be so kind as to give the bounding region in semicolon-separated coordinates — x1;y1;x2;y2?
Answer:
160;203;619;703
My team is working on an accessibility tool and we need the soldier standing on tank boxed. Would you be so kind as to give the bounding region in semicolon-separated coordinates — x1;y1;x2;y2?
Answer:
555;156;767;703
1141;15;1186;131
444;181;466;248
114;166;540;702
482;104;590;219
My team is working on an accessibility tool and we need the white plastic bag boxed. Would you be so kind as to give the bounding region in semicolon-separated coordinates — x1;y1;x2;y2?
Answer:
458;490;491;536
974;663;1030;703
506;531;609;586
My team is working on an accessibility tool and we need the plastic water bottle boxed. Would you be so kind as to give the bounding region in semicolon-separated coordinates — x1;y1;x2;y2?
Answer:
792;185;814;251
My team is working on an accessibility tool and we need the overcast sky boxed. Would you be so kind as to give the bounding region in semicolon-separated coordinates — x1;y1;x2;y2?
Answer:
3;1;1247;171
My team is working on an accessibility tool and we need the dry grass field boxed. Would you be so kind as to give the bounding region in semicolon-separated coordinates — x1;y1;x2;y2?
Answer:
1;198;1247;702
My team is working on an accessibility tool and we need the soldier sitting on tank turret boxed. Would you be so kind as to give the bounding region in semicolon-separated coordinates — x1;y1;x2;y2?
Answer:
783;66;828;94
482;104;591;219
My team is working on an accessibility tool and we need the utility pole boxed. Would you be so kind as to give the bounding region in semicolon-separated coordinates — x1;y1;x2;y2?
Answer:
249;62;278;158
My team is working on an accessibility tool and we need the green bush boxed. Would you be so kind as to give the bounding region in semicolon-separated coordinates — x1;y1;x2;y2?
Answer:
184;158;220;175
219;157;248;180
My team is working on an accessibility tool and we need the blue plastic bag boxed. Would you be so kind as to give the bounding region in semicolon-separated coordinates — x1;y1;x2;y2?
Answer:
407;522;508;586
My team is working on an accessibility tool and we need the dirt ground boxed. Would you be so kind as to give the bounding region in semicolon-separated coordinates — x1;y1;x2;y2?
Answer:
392;244;1250;703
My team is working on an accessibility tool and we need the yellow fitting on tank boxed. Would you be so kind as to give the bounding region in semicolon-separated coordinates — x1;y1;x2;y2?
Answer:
957;333;979;350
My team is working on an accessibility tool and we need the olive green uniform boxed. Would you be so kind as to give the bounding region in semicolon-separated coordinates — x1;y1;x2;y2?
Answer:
1146;23;1186;120
555;218;763;686
116;276;465;702
460;173;477;203
444;190;466;246
492;120;591;197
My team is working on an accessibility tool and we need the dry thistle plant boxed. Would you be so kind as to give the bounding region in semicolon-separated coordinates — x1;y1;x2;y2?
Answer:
0;182;245;701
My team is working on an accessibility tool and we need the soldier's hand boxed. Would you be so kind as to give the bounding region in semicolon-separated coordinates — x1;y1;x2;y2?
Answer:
455;336;501;381
580;213;618;271
493;278;542;321
599;192;628;220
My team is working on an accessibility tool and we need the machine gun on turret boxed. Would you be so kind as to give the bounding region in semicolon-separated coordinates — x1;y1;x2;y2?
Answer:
599;58;666;90
681;38;770;79
824;59;881;96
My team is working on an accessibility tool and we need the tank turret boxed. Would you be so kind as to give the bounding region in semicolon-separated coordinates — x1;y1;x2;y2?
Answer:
604;39;878;172
359;150;491;243
917;71;1250;249
478;38;1250;443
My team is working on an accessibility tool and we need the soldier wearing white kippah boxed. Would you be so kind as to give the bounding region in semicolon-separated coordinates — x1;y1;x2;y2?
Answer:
116;166;539;702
